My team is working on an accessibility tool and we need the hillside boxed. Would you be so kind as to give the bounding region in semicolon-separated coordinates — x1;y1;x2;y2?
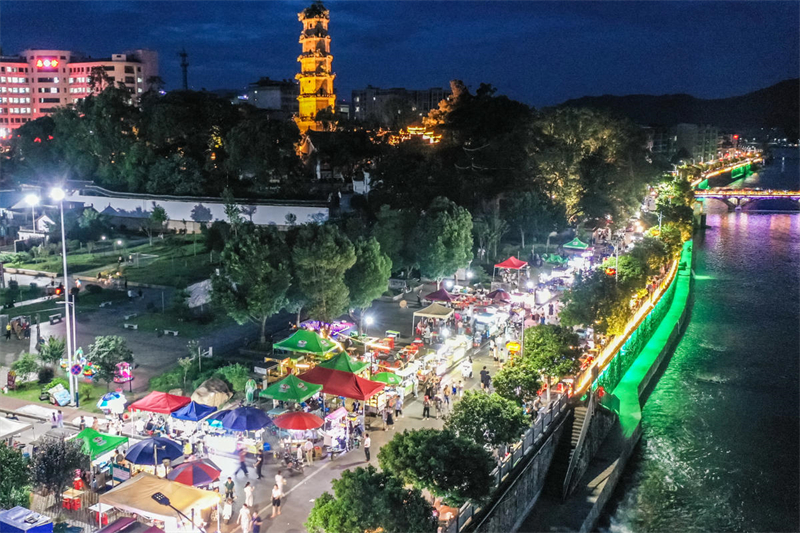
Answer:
559;79;799;136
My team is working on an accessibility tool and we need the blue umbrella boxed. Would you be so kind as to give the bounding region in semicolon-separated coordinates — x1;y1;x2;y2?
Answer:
219;407;271;432
125;437;183;465
96;391;126;410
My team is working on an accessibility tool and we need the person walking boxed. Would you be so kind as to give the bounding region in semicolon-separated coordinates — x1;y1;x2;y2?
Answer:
235;448;249;477
78;416;86;431
238;504;251;532
270;484;283;518
251;511;263;533
443;388;451;409
255;452;264;480
363;433;371;462
275;470;285;493
385;406;394;430
422;396;431;420
394;395;403;419
224;477;235;500
304;439;314;464
56;410;64;428
244;482;254;507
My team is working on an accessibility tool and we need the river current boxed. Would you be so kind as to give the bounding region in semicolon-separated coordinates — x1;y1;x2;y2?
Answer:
603;148;800;533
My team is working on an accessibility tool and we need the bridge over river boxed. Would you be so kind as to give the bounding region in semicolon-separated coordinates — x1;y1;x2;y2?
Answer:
695;188;800;209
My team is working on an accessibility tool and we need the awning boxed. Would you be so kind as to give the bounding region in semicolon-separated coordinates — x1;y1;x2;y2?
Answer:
494;256;528;270
129;391;191;414
317;352;368;374
100;473;220;523
260;374;323;403
96;517;164;533
299;367;385;401
74;428;128;460
273;329;339;356
562;237;590;250
413;303;454;320
0;507;52;533
0;417;33;440
423;288;454;302
170;401;217;422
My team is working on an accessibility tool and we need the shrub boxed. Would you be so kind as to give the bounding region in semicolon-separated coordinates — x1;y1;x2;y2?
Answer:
8;280;19;291
149;369;183;392
37;366;55;384
79;383;93;401
146;302;157;313
85;284;103;295
214;364;250;392
11;353;39;378
44;377;69;391
29;282;38;290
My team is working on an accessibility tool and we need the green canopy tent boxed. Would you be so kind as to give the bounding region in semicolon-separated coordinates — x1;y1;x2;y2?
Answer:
260;374;323;403
74;428;129;461
562;237;590;251
317;351;369;374
272;329;339;357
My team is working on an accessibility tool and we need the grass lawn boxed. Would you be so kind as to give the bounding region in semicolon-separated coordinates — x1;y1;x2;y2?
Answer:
121;311;234;339
5;379;110;414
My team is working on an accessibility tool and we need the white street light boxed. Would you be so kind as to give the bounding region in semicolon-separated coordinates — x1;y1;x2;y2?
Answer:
24;194;39;232
466;271;474;279
365;316;374;326
526;280;534;289
445;280;454;289
51;186;76;406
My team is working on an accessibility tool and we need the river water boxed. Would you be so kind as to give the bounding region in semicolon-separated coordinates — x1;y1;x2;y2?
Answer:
603;148;800;533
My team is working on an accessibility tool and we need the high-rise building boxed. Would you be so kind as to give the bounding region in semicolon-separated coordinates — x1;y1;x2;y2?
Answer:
351;86;450;124
295;1;336;133
646;123;720;163
235;77;299;119
0;49;158;140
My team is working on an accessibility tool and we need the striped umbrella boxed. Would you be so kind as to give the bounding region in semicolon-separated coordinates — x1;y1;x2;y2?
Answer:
167;460;221;486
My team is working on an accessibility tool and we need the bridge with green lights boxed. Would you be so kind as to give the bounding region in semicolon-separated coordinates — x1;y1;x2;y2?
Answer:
695;188;800;210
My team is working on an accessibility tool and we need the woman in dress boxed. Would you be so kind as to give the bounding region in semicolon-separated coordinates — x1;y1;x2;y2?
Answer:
244;481;254;507
270;484;283;518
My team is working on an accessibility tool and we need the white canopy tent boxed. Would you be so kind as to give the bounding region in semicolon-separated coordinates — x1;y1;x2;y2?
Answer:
0;417;33;441
413;303;454;329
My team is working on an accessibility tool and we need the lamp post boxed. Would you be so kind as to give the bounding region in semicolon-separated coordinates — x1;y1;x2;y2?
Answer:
51;187;76;406
24;194;39;232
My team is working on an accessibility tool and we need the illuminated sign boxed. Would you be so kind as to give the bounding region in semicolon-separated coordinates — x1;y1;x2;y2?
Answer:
36;58;59;71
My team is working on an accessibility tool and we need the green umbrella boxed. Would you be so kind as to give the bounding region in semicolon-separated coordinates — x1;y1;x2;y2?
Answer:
371;372;403;386
273;329;338;356
260;374;323;403
318;352;369;374
75;428;128;460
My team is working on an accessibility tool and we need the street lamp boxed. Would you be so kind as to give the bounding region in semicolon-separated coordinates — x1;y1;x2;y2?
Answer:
151;492;206;533
24;194;39;232
51;186;76;406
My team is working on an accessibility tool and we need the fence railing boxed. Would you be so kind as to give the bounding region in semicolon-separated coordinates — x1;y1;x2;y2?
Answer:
563;390;597;498
444;393;570;533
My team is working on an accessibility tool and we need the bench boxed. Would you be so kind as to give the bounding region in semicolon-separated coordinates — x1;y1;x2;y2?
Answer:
164;330;179;337
124;313;138;320
49;314;62;325
99;301;113;308
123;323;138;330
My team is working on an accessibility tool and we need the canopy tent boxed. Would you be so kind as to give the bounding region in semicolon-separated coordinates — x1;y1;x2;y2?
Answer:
74;428;128;460
170;401;217;422
0;417;32;440
413;303;454;321
272;411;324;430
423;288;454;303
97;517;164;533
299;367;385;401
494;256;528;270
562;237;590;250
260;374;323;403
317;352;369;374
543;253;568;265
129;391;191;415
486;289;511;302
191;377;232;408
0;507;53;533
100;473;220;523
273;329;338;356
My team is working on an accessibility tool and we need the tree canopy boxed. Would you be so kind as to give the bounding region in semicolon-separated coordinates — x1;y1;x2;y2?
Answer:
0;444;31;509
31;439;88;504
414;197;473;283
446;391;530;447
87;335;133;387
345;237;392;319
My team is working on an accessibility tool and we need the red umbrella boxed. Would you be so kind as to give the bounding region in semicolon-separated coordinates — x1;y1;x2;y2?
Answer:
487;289;511;302
273;411;324;430
167;460;221;486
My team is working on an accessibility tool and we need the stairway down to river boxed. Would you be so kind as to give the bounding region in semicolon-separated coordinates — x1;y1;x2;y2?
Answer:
542;405;587;499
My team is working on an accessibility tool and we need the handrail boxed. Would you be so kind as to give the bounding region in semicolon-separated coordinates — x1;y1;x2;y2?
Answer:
562;391;596;499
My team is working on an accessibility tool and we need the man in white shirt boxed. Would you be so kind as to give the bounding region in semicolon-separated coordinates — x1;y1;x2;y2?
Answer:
363;433;371;462
304;439;314;464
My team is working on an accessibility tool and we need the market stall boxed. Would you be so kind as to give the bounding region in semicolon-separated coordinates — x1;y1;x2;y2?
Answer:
74;427;129;488
412;303;454;334
260;374;322;404
100;473;220;532
317;351;369;374
125;437;183;477
0;507;53;533
203;407;271;456
0;416;32;444
298;367;385;401
129;392;191;415
96;516;164;533
170;401;216;437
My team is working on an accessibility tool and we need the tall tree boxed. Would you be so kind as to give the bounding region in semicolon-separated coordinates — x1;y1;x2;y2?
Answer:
291;224;356;323
306;466;437;533
37;336;65;367
523;325;582;402
212;224;291;344
446;391;529;448
87;336;134;389
345;237;392;333
142;204;167;245
371;205;416;277
493;357;543;406
0;443;31;509
378;428;494;506
414;197;473;286
504;190;566;249
31;439;88;505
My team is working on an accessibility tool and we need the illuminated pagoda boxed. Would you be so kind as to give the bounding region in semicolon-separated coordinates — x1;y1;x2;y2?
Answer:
295;1;336;133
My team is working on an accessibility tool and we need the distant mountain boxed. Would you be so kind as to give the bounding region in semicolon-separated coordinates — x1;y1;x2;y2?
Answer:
559;79;799;136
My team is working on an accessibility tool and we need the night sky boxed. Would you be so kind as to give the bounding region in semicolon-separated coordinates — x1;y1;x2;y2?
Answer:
1;1;797;107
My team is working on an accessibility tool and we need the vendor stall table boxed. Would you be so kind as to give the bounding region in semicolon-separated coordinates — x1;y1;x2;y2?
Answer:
88;503;115;527
62;488;84;511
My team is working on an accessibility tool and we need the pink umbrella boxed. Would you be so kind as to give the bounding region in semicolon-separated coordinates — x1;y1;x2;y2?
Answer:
273;411;324;430
487;289;511;302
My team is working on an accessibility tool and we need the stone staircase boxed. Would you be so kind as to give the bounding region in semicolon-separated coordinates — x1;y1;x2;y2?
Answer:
542;405;588;499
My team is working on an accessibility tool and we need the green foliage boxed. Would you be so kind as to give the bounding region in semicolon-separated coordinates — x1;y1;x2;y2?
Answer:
378;428;494;506
493;358;543;405
371;205;417;276
214;363;250;393
305;466;437;533
601;254;646;289
30;439;88;503
212;223;290;343
142;204;168;245
345;237;392;312
414;197;473;282
291;224;356;322
0;443;31;509
473;211;508;261
38;336;66;366
79;383;94;401
45;377;69;391
504;189;567;248
523;325;582;384
11;352;39;379
37;366;55;384
446;391;529;447
87;335;134;386
85;284;103;295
